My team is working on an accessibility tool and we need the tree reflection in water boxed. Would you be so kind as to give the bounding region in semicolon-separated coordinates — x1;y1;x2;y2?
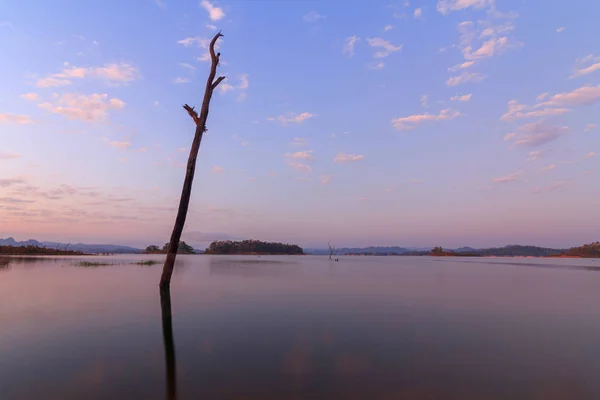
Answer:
160;286;177;400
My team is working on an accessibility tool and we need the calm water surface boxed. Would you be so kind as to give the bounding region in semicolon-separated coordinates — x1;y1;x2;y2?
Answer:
1;255;600;399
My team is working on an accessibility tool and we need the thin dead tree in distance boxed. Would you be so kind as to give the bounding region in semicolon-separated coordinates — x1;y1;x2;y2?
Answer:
328;241;337;260
159;31;226;290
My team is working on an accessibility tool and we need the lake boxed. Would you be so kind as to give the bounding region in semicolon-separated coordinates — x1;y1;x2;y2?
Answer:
2;255;600;399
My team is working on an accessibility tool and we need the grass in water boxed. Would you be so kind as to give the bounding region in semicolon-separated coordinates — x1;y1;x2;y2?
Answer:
132;260;160;266
76;261;115;267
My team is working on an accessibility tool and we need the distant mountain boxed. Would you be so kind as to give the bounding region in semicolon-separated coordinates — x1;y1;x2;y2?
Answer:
305;246;429;255
0;237;143;254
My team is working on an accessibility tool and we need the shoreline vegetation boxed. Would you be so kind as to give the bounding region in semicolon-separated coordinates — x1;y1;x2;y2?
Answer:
0;245;87;256
203;240;304;255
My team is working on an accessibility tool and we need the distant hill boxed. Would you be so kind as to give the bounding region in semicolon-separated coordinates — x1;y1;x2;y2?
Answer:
559;242;600;258
0;237;143;254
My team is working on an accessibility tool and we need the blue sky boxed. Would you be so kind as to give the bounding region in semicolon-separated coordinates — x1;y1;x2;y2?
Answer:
1;0;599;249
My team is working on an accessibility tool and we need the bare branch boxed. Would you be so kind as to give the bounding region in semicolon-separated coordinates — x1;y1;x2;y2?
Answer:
211;76;226;90
183;104;200;125
209;32;224;63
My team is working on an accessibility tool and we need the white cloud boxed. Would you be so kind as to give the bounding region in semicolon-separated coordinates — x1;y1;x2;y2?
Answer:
420;95;429;108
320;175;333;185
0;113;33;124
450;93;472;101
211;165;224;173
218;81;234;94
368;62;386;70
200;0;225;21
540;84;600;108
542;164;556;172
177;36;208;47
526;150;548;161
277;112;316;125
367;37;402;58
532;181;567;194
38;93;125;122
447;71;485;86
556;27;565;33
303;11;326;22
584;151;596;159
20;93;39;101
384;25;393;31
173;77;190;84
179;62;196;71
448;61;475;71
206;24;217;30
0;152;20;159
290;137;308;147
238;74;249;90
36;63;140;87
343;36;361;57
493;170;522;183
153;101;160;107
437;0;494;14
500;99;569;122
285;150;314;160
392;108;460;130
334;153;365;163
504;121;569;147
585;124;597;132
503;132;516;141
570;55;600;79
286;161;312;173
414;8;422;18
109;141;131;150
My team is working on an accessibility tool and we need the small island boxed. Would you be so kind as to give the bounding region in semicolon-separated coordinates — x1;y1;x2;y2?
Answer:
204;239;304;255
144;241;197;254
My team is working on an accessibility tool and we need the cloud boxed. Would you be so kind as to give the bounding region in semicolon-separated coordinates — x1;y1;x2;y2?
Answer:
585;124;597;132
343;36;360;57
584;151;596;159
526;150;548;161
532;181;567;194
0;178;26;187
450;93;472;101
155;0;166;8
334;153;365;163
556;27;565;33
384;25;393;31
177;36;209;47
0;21;13;28
179;62;196;71
286;161;311;173
414;8;422;18
320;175;333;185
391;108;460;130
464;37;511;60
505;121;569;147
0;113;33;124
290;137;308;147
38;93;125;122
173;77;190;84
571;55;600;79
109;141;130;150
206;24;217;30
218;81;234;93
448;61;475;71
36;62;140;87
277;112;316;125
420;95;429;108
285;150;313;160
542;164;556;172
503;132;516;141
200;0;225;21
238;74;249;90
367;62;385;70
0;152;20;160
493;170;522;183
303;11;325;22
367;37;402;58
446;72;485;86
500;99;569;122
20;93;39;101
541;84;600;108
437;0;494;14
211;165;224;173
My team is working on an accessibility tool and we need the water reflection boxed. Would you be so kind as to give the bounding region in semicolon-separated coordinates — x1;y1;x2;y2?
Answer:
160;287;177;400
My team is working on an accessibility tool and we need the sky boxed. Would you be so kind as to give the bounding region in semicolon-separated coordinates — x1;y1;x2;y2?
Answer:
1;0;599;250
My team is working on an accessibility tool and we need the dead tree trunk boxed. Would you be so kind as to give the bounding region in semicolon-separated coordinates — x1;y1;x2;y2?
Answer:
160;286;177;400
328;242;336;260
159;31;226;289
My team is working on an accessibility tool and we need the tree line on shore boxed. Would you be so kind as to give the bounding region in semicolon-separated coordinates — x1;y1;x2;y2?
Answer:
204;240;304;255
